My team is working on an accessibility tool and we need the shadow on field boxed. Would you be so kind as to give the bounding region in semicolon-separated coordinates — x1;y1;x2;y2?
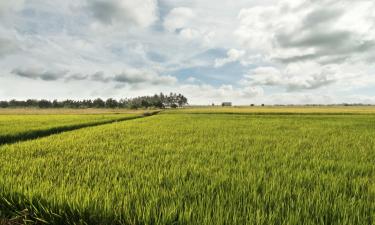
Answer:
0;111;160;146
0;218;23;225
0;191;129;225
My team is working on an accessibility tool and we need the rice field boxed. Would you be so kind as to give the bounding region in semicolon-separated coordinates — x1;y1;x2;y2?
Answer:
0;113;142;145
0;109;374;224
169;106;375;114
0;108;151;115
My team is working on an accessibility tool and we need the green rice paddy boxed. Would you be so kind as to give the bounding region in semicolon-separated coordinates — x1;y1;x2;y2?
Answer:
0;109;374;224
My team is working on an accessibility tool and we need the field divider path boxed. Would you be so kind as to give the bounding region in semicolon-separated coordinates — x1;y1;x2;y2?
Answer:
0;111;160;146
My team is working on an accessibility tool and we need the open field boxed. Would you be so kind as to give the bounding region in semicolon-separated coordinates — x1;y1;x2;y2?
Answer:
0;113;144;145
167;106;375;114
0;108;155;115
0;109;374;224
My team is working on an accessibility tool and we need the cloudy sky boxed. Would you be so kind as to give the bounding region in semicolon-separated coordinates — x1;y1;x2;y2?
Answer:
1;0;375;105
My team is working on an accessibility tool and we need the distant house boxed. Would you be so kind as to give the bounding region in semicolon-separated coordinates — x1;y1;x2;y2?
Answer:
222;102;232;107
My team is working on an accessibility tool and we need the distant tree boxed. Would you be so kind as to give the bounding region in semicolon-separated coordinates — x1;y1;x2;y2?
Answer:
61;100;76;108
38;99;52;108
159;93;165;105
130;102;141;109
26;99;38;107
81;100;93;108
141;99;150;108
9;100;20;107
105;98;118;108
154;100;164;109
0;101;9;108
118;99;129;108
177;94;188;107
0;93;188;109
93;98;105;108
52;100;62;108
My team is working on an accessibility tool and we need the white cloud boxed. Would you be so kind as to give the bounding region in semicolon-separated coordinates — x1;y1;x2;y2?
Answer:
179;28;200;40
235;6;277;52
244;63;338;91
0;37;19;58
87;0;158;28
214;49;245;67
232;0;375;97
179;84;263;104
0;0;24;16
11;66;177;86
236;0;375;64
11;67;69;81
1;0;375;104
113;68;177;85
163;7;195;32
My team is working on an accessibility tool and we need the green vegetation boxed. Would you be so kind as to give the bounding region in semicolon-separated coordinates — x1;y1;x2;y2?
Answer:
0;112;374;224
166;106;375;115
0;108;155;115
0;93;188;109
0;113;141;145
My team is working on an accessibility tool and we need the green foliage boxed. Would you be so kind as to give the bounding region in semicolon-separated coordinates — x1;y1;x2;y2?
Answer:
0;93;188;109
0;114;374;224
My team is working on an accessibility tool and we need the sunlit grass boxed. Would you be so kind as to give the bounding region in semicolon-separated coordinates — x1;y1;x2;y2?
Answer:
0;113;141;145
0;113;374;224
0;108;154;115
166;106;375;114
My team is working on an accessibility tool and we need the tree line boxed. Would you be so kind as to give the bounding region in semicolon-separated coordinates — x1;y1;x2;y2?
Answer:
0;93;188;109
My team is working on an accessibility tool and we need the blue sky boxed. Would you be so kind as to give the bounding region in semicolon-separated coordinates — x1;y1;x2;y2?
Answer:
1;0;375;105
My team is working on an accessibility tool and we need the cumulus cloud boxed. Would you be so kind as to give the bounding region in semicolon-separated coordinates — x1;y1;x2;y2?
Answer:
0;38;19;58
12;67;177;86
179;83;263;104
179;28;200;40
11;68;68;81
90;71;111;83
186;76;199;83
83;70;177;86
162;7;215;44
163;7;195;32
65;73;88;82
214;49;245;67
236;0;375;64
86;0;158;27
1;0;375;104
244;64;338;91
245;67;283;86
0;0;24;16
77;70;177;86
113;69;177;85
56;68;178;86
231;0;375;96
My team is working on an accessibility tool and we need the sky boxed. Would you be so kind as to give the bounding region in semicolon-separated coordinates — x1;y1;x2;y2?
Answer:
0;0;375;105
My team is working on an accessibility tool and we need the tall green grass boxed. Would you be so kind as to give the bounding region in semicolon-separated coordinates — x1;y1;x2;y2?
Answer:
0;114;374;224
0;114;141;145
165;106;375;115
